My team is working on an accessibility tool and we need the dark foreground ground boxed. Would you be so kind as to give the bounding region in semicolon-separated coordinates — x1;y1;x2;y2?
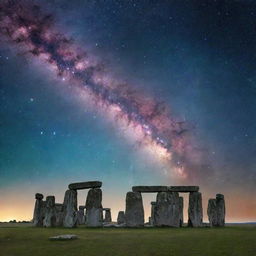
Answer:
0;224;255;256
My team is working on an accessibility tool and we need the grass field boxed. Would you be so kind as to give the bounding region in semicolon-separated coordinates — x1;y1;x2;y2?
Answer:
0;224;255;256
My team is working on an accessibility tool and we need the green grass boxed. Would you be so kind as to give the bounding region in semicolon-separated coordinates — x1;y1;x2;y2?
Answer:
0;224;255;256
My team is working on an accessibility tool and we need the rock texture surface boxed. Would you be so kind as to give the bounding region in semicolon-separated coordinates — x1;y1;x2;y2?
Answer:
49;234;78;240
168;186;199;192
178;197;184;227
63;190;77;228
43;196;56;227
104;208;112;223
132;186;168;193
68;181;102;190
150;202;156;226
55;203;64;226
117;211;125;225
188;192;203;227
154;192;180;227
207;194;225;227
125;191;144;227
77;206;85;225
85;188;103;227
33;193;45;227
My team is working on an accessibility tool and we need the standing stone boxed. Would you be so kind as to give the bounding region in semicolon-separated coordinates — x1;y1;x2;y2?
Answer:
117;211;125;225
104;208;112;223
188;192;203;227
63;189;77;228
216;194;225;226
208;194;225;227
85;188;103;227
207;199;217;226
125;191;144;227
43;196;56;227
33;193;44;227
77;206;85;225
154;192;180;227
179;197;184;227
55;203;64;226
150;202;156;226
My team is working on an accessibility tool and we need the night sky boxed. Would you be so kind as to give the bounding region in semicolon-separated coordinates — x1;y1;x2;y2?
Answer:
0;0;255;222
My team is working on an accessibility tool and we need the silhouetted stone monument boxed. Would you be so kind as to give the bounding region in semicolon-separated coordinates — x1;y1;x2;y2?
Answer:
179;197;184;227
117;211;125;225
150;201;156;226
69;181;102;190
33;193;45;227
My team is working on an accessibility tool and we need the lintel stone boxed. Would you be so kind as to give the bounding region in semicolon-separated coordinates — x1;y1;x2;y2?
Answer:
168;186;199;192
68;181;102;190
132;186;168;193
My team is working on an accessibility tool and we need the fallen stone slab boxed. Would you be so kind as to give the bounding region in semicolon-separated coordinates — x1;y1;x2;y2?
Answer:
168;186;199;192
68;181;102;190
49;234;78;241
132;186;168;193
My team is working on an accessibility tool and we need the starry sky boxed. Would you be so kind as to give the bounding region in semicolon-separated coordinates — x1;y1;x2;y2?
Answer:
0;0;255;222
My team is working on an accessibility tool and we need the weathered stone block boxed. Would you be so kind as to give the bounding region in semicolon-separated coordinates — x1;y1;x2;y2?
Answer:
104;208;112;223
77;205;85;225
125;191;144;227
132;186;168;193
33;193;45;227
85;188;103;227
55;203;64;226
188;192;203;227
68;181;102;190
179;197;184;227
117;211;125;225
43;196;56;227
154;192;180;227
35;193;44;200
63;190;77;228
208;194;225;227
168;186;199;192
150;201;156;226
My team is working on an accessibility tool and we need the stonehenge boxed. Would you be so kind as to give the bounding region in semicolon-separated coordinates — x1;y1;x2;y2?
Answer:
43;196;56;227
207;194;225;227
85;188;103;227
132;186;168;193
178;197;184;227
125;191;144;227
154;192;180;227
103;208;112;223
150;202;156;225
55;203;64;226
168;186;199;192
188;192;203;227
117;211;125;225
77;206;86;225
63;189;78;228
33;193;45;227
32;182;225;229
69;181;102;190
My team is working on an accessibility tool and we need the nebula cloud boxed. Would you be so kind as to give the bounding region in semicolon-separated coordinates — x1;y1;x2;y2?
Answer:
0;0;205;179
